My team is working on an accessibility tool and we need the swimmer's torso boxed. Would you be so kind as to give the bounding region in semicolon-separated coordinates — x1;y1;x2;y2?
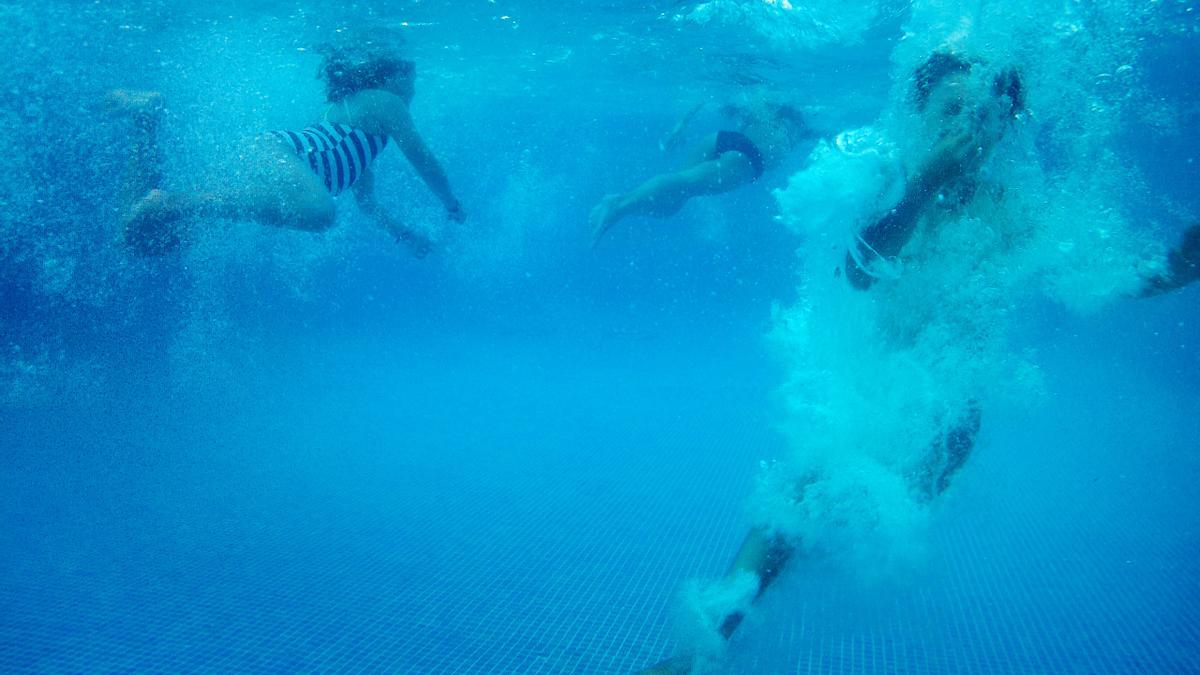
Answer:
270;122;388;196
270;92;404;196
741;118;795;169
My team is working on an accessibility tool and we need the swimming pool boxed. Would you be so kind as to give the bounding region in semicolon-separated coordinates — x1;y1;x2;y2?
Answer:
2;2;1197;673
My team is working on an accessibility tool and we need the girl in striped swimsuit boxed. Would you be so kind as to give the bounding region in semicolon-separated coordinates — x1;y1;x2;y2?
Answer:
114;49;464;258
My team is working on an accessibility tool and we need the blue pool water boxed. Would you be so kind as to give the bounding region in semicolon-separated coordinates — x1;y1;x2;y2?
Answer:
2;2;1198;673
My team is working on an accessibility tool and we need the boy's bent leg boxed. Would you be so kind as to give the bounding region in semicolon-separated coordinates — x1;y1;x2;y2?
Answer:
718;527;794;638
1141;223;1200;297
591;153;756;247
636;528;795;674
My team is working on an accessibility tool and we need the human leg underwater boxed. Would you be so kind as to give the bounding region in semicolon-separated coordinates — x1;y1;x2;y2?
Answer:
590;150;758;247
112;93;336;255
1141;223;1200;297
636;407;983;674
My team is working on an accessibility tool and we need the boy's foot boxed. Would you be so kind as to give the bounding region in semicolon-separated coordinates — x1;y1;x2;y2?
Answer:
1140;223;1200;296
1174;223;1200;284
589;194;621;248
635;654;694;675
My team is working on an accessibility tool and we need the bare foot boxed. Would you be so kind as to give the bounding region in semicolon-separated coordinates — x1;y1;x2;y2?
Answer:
635;654;694;675
589;194;622;248
123;189;183;256
1176;223;1200;282
105;89;163;121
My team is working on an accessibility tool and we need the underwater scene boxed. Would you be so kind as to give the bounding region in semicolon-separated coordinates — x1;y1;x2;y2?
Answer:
2;1;1198;673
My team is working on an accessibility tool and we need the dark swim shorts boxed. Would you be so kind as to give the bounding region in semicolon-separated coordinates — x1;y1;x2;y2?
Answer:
713;130;766;180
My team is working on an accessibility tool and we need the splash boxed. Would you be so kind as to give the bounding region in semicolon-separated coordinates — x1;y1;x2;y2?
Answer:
448;147;567;282
757;0;1177;581
673;570;760;670
677;0;884;51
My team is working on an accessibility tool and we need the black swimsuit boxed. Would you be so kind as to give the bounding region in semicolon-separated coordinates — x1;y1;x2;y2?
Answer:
713;130;766;180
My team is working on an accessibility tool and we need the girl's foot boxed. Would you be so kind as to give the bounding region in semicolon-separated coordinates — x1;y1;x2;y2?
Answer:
105;89;163;117
106;90;164;136
123;189;184;256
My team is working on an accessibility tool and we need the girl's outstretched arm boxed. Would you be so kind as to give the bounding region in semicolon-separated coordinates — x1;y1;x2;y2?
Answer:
352;169;433;259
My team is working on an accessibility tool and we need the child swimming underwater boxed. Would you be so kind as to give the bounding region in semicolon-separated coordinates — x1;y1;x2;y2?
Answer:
113;43;464;258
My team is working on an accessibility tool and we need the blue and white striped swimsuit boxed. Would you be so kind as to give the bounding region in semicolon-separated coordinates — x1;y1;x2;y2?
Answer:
272;122;389;196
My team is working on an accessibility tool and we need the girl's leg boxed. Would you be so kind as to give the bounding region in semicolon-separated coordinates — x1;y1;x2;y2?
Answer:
122;135;335;255
108;90;164;209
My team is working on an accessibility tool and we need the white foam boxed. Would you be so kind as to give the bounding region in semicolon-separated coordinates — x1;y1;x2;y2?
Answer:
757;0;1172;581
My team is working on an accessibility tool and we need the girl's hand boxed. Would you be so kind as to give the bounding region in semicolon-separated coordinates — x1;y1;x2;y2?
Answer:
394;225;433;259
446;200;466;223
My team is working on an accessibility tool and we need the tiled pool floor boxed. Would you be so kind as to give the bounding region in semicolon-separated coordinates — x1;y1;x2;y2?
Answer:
2;333;1197;673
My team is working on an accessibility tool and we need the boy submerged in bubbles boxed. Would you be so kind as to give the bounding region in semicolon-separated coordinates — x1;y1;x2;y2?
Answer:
637;48;1198;675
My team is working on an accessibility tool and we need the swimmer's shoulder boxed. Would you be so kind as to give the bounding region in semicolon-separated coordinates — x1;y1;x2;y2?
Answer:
342;89;414;138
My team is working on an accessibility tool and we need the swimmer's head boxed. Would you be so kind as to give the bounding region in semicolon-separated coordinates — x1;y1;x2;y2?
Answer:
770;102;812;147
912;51;1025;133
724;96;812;147
913;52;973;113
319;48;415;104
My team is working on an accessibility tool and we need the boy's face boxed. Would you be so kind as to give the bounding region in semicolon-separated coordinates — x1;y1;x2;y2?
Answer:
924;71;1009;147
924;72;971;135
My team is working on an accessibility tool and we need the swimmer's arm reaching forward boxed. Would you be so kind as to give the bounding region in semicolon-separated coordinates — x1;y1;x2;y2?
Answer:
659;101;708;153
352;170;432;259
351;89;465;223
378;100;466;223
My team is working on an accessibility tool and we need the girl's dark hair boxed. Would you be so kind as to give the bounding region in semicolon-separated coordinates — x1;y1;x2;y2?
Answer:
319;52;414;102
913;51;972;111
